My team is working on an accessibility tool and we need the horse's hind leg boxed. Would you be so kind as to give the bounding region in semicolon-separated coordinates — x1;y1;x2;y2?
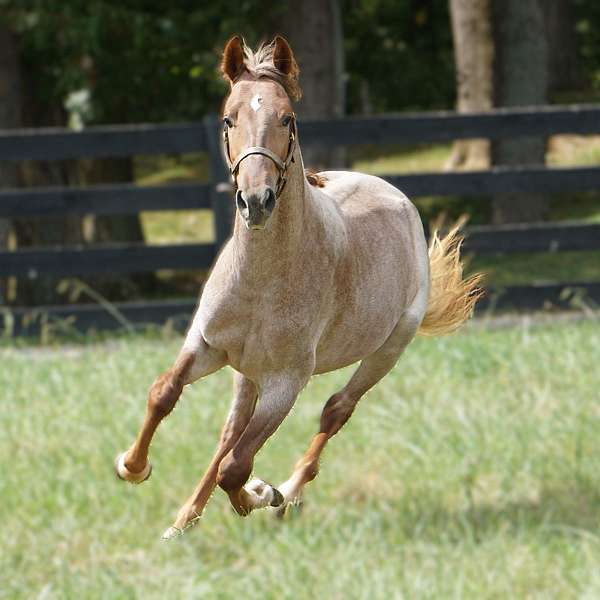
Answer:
276;310;423;514
115;336;225;484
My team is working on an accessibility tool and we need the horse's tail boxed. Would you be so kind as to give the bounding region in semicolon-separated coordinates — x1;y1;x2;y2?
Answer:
418;221;484;336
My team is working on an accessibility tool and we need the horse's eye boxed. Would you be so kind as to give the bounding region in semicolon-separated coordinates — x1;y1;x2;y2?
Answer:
281;115;292;127
223;116;233;128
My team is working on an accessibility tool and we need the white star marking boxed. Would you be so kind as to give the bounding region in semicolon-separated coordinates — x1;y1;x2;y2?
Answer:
251;94;263;112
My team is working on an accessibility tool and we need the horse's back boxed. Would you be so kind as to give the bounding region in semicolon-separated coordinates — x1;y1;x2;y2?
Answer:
318;170;409;208
317;170;428;282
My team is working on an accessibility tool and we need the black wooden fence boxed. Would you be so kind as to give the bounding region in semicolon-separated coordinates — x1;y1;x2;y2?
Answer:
1;105;599;334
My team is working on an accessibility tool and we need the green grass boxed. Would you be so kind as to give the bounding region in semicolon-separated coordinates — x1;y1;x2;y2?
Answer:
142;210;215;245
135;153;215;245
352;135;600;175
469;250;600;286
1;320;599;598
352;143;454;175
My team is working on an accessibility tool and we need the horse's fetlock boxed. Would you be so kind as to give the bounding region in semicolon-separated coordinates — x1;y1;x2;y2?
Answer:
301;460;319;482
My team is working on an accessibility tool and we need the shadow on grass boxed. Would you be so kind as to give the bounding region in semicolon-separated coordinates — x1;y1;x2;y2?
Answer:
385;477;600;544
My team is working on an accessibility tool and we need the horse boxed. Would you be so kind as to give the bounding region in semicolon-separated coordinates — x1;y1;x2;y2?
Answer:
115;35;483;540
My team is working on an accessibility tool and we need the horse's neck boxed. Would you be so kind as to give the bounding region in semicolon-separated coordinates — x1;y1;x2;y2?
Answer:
230;148;316;275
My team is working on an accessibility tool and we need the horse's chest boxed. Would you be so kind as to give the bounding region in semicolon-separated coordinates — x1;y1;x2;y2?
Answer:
198;283;319;376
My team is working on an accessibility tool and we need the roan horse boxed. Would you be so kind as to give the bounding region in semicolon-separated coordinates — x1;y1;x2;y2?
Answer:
115;35;482;539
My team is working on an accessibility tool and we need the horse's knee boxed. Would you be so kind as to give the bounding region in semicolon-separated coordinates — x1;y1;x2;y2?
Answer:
147;371;183;419
216;452;252;493
147;353;197;419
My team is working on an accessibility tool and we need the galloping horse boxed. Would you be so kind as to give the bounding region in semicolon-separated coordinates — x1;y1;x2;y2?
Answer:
115;35;482;539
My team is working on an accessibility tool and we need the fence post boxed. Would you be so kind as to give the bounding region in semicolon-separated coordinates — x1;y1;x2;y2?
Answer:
203;114;234;248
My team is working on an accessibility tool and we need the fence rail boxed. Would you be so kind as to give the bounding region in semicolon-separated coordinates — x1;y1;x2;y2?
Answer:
0;182;213;218
387;166;600;197
0;243;217;277
7;281;600;337
464;222;600;254
1;103;600;333
2;104;600;161
0;122;208;161
0;221;597;280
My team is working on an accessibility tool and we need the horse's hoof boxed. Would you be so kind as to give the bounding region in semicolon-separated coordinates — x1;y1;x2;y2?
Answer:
161;512;201;540
161;525;183;541
114;452;152;484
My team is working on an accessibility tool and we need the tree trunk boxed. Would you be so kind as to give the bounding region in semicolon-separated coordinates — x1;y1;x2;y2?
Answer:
0;25;21;304
542;0;579;95
446;0;493;171
87;157;155;299
268;0;345;170
491;0;549;224
73;51;154;300
89;158;144;243
13;70;84;305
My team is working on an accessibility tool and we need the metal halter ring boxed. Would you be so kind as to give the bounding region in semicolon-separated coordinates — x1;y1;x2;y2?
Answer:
223;114;296;198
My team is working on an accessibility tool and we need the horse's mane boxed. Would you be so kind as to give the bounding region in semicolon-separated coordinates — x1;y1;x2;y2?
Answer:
305;170;327;188
239;39;302;102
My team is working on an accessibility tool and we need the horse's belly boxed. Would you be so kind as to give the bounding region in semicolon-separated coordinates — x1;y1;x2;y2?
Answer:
314;335;384;374
313;291;406;374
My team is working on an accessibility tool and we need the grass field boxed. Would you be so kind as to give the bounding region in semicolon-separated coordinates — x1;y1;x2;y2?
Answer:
1;319;599;599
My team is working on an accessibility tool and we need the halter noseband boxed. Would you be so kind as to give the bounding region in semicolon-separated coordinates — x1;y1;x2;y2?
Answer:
223;114;297;198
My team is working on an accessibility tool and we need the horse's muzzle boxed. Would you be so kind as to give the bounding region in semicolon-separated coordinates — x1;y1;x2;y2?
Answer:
236;188;276;230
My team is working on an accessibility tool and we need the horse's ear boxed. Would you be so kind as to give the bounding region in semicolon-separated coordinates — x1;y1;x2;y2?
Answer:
221;35;245;82
272;35;301;100
273;35;298;78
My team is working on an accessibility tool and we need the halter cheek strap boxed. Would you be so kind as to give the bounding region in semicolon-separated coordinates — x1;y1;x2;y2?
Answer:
223;114;297;198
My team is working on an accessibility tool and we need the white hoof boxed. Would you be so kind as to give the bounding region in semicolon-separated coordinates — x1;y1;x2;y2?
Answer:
244;478;284;509
114;452;152;484
161;512;201;541
161;525;183;541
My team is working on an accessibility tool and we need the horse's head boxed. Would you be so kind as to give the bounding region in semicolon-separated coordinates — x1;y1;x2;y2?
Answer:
221;35;301;230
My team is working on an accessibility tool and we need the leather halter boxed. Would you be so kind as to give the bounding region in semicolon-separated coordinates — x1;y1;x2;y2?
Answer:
223;114;297;198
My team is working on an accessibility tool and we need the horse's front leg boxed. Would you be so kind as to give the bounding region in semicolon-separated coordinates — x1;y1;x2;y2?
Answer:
216;372;309;517
161;373;257;539
115;336;226;483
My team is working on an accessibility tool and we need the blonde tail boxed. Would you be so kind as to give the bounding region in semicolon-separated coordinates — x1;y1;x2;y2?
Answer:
418;222;484;336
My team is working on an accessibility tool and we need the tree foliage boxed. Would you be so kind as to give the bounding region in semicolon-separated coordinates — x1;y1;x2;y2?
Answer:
1;0;599;125
343;0;455;112
573;0;600;94
0;0;454;125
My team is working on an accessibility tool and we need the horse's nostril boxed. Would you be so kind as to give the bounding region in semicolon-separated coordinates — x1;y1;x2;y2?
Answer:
263;188;276;214
236;189;248;213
